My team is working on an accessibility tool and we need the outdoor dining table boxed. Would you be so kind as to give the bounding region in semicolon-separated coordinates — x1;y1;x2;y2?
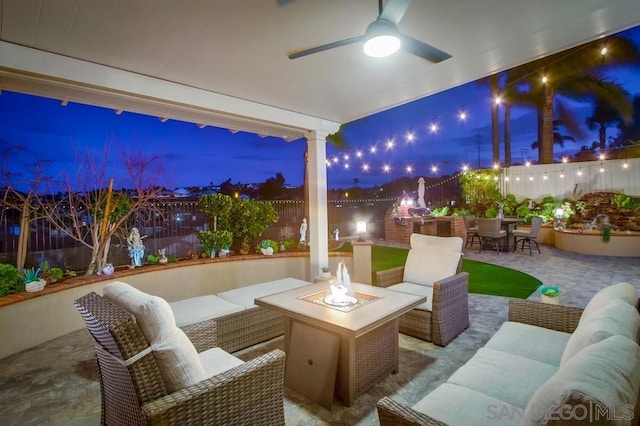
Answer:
500;217;522;252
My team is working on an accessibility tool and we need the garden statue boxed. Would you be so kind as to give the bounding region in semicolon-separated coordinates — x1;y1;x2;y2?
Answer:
333;228;340;241
158;248;168;264
127;227;146;268
417;177;426;208
299;218;307;245
497;202;505;219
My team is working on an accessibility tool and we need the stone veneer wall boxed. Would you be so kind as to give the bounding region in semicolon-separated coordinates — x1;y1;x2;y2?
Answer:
384;208;467;245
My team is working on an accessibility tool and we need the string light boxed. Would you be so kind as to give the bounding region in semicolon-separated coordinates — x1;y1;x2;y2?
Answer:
462;164;469;172
406;132;415;142
529;174;533;181
543;172;548;180
623;161;629;169
599;164;604;173
343;154;350;161
541;75;548;84
516;175;520;181
356;150;363;158
560;170;565;178
601;46;608;56
406;165;413;173
386;139;395;149
525;161;531;167
599;153;605;160
493;163;500;170
562;157;568;163
431;165;438;174
362;163;369;172
577;168;583;176
429;123;438;133
383;164;391;173
494;96;501;105
370;146;377;154
344;163;350;169
459;110;467;121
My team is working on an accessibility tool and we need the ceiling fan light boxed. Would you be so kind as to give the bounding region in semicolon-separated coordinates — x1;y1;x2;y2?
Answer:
363;35;400;57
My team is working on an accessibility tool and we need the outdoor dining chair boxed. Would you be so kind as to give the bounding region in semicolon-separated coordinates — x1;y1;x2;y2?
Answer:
477;218;507;255
464;215;481;247
512;216;543;255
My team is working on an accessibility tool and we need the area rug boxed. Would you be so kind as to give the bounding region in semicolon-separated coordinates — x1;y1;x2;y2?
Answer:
337;243;541;299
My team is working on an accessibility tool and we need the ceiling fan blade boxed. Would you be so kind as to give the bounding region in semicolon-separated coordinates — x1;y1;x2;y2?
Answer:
379;0;412;24
288;36;363;60
400;34;452;63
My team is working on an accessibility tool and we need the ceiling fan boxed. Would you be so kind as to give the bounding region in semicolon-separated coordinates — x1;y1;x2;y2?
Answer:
287;0;451;63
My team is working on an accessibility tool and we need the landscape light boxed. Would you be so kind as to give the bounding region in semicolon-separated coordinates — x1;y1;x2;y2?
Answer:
356;220;368;242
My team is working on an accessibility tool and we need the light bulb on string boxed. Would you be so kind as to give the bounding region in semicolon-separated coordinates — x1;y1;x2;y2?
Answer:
356;150;363;158
600;46;608;56
623;161;629;169
494;96;501;105
459;110;467;121
529;174;533;181
383;164;391;173
525;161;531;167
386;139;395;149
429;123;438;133
343;154;350;161
516;175;520;181
406;165;413;174
406;132;415;142
362;163;369;172
577;168;582;176
562;157;568;163
541;75;548;84
333;156;339;164
599;164;604;173
370;146;377;154
431;165;438;174
560;170;565;178
543;172;548;180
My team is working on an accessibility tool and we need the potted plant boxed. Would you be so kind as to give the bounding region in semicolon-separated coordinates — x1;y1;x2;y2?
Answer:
258;239;276;255
0;263;20;297
23;267;47;292
40;261;63;284
538;285;559;304
320;266;331;278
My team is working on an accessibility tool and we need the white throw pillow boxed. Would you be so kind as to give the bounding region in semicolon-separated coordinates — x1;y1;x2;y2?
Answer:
103;281;207;392
560;299;640;365
580;282;638;323
403;248;462;287
152;328;207;393
523;335;640;426
410;234;463;252
103;281;176;344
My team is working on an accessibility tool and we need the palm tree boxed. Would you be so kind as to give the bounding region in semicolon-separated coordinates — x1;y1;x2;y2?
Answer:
489;74;500;165
524;36;640;163
586;98;625;151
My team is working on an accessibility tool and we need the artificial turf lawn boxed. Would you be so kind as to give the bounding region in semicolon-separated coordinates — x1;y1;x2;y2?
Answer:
336;243;541;299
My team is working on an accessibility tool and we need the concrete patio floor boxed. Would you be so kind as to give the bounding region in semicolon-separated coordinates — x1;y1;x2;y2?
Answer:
0;243;639;425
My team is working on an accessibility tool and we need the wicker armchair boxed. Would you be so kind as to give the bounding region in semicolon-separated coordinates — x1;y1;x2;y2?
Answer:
75;291;286;425
375;234;469;346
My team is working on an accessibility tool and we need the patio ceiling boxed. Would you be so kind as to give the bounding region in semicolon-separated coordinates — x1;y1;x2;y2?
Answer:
1;0;640;141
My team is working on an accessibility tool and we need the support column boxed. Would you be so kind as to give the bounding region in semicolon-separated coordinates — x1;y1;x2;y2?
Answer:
305;130;329;280
352;241;373;285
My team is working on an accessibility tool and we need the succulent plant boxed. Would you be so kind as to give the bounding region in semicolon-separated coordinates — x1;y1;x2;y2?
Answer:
23;267;42;284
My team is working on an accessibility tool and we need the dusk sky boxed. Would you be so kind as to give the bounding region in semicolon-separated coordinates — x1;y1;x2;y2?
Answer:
2;25;639;191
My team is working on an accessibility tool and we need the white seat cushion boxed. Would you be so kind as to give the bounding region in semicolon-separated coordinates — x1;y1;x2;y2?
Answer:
386;282;433;311
217;277;309;308
199;347;245;378
402;248;462;287
523;335;640;425
580;282;638;322
410;234;463;252
170;295;245;327
413;383;523;426
447;347;558;409
560;299;640;365
102;281;207;393
103;281;176;344
484;321;570;366
153;328;208;393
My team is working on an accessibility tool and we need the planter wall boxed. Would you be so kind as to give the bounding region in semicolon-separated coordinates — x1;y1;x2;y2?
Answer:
555;230;640;257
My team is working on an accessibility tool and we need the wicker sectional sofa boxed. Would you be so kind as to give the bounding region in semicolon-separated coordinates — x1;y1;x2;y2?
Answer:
170;278;309;353
377;282;640;425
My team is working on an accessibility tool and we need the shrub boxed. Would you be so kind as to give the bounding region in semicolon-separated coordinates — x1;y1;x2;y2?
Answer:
0;264;20;297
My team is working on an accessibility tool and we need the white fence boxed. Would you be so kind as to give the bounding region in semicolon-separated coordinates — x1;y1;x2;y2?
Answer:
502;158;640;201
